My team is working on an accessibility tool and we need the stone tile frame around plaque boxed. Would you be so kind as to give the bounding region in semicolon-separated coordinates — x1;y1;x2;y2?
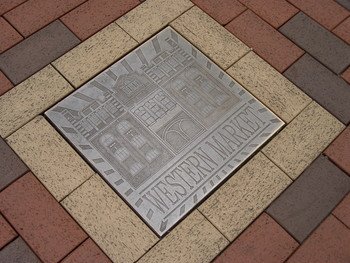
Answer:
45;26;284;236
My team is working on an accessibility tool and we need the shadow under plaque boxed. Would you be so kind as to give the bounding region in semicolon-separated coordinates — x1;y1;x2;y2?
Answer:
45;27;284;236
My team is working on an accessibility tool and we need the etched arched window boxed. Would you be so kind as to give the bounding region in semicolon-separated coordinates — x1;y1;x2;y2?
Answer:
99;133;115;147
163;117;201;152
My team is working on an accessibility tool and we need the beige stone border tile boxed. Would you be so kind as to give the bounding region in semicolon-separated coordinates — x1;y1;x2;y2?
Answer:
116;0;193;43
61;174;158;263
199;152;291;241
52;23;137;88
138;210;228;263
227;52;311;123
0;65;73;138
170;6;250;69
263;101;345;180
6;116;94;201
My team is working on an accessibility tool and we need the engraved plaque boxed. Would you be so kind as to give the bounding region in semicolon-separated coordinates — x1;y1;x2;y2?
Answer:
46;27;284;236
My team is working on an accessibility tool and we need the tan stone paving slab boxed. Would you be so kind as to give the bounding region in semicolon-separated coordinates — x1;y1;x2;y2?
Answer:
170;6;250;69
61;174;158;263
199;152;291;241
227;52;311;123
116;0;193;43
6;116;94;201
0;65;73;138
52;23;137;88
138;210;229;263
263;101;345;180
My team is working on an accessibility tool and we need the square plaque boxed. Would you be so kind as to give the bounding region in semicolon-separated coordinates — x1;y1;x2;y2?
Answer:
46;27;284;236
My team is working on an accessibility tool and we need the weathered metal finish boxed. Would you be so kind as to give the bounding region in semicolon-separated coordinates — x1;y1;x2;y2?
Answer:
46;27;284;236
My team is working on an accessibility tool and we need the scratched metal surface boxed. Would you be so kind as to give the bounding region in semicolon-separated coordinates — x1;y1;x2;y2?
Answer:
45;27;284;236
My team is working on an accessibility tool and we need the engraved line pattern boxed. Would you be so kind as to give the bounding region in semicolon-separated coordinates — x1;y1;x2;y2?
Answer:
46;27;283;236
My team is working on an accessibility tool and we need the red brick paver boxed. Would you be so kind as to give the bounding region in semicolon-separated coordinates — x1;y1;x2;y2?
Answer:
61;0;139;40
333;194;350;228
325;126;350;174
342;67;350;84
62;238;112;263
0;172;87;262
333;17;350;45
3;0;86;37
191;0;246;25
0;17;23;53
287;0;349;30
238;0;298;28
0;213;17;249
214;213;298;263
287;215;350;263
0;0;27;15
0;71;13;96
225;10;304;72
1;1;350;262
336;0;350;10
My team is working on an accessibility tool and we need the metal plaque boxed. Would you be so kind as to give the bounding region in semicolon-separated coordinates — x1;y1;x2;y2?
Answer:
46;27;284;236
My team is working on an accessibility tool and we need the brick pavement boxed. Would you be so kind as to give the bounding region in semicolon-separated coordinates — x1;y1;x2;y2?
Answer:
0;0;349;262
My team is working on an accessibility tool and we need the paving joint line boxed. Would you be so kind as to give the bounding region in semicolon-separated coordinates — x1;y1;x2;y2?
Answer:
197;209;231;243
330;13;350;31
2;0;90;39
223;60;293;123
1;15;25;39
323;152;350;177
0;210;43;261
0;37;81;89
57;236;90;263
332;213;350;230
278;12;350;76
58;173;95;204
276;9;301;30
1;3;348;261
281;209;348;263
0;0;29;16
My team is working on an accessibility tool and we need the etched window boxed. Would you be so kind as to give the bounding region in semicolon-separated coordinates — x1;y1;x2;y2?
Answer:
145;149;160;162
123;79;141;95
202;104;215;116
104;101;119;114
194;75;229;105
82;107;92;116
174;52;186;63
88;113;103;127
161;52;168;59
115;147;130;162
180;86;200;104
64;112;76;122
96;107;111;121
160;62;172;74
154;68;165;78
168;57;179;68
131;135;146;148
80;119;94;132
117;121;131;134
130;162;144;175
